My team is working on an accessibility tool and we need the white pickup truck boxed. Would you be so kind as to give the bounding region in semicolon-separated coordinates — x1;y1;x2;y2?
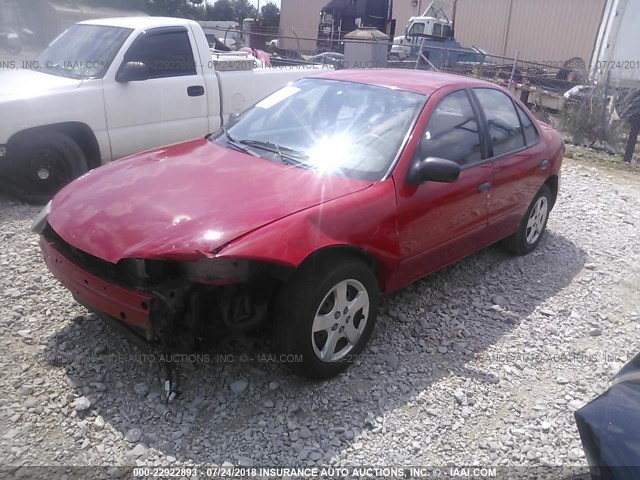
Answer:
0;17;326;204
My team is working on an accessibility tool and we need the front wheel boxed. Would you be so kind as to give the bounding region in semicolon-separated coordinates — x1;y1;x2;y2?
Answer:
273;254;379;379
501;184;552;255
6;132;88;205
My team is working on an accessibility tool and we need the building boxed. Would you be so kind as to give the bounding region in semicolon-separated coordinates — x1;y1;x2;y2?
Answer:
453;0;606;65
280;0;338;52
280;0;608;66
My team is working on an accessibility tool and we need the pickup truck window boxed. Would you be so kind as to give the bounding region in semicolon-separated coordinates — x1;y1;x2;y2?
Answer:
37;25;132;80
123;30;197;79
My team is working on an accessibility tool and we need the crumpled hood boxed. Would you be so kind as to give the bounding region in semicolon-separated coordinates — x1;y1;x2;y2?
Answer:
0;69;82;101
48;139;373;264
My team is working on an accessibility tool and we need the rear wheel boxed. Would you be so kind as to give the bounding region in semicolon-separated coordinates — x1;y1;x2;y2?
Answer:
272;254;379;379
501;184;552;255
7;132;88;204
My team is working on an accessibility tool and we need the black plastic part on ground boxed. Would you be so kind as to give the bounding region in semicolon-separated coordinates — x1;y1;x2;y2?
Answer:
575;353;640;480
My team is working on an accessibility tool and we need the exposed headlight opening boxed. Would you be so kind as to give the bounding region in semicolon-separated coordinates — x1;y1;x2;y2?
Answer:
185;258;252;285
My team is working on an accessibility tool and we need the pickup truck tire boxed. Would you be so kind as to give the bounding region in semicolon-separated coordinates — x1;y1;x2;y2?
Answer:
8;132;88;205
272;254;379;380
501;184;552;255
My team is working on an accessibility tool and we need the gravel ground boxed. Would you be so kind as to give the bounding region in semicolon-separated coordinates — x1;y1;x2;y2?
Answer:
0;158;639;475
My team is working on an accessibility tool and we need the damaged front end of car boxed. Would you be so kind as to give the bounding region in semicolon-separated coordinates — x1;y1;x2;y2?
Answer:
37;221;292;353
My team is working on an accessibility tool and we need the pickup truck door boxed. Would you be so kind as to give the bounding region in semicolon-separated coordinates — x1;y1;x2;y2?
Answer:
102;26;209;160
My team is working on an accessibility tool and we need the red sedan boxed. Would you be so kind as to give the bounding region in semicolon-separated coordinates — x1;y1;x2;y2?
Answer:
33;70;564;379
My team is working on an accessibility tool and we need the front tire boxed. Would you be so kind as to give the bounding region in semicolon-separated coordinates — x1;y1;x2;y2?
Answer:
501;184;552;255
273;254;379;380
7;132;88;205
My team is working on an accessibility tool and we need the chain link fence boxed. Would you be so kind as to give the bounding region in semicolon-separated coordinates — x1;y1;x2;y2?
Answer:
233;28;635;163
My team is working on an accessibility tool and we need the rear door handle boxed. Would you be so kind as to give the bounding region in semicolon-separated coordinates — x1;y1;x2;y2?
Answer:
187;86;205;97
540;159;550;169
477;182;492;193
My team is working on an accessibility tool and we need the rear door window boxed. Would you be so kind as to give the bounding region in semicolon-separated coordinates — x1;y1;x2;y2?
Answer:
474;88;526;157
515;103;540;146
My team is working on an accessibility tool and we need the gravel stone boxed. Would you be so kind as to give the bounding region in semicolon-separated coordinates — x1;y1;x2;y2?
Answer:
492;295;507;306
128;443;148;458
19;385;34;396
308;451;322;461
453;390;466;405
299;426;312;439
94;416;105;431
125;428;143;444
74;397;91;412
230;380;248;394
0;159;639;469
385;352;399;369
133;383;149;397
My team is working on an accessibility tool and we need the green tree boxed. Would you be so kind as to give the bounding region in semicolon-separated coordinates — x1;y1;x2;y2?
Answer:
207;0;234;20
231;0;257;22
260;1;280;28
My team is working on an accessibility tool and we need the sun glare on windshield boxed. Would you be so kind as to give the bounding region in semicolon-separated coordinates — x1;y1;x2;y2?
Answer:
223;78;426;181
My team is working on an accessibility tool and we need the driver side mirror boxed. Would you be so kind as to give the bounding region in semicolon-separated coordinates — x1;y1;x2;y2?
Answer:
407;157;461;185
116;61;149;83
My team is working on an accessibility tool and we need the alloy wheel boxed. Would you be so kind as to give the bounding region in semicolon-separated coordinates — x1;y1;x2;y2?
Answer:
311;279;370;363
526;196;548;244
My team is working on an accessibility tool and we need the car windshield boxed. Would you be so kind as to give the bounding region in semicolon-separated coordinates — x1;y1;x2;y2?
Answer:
36;25;132;80
217;78;426;181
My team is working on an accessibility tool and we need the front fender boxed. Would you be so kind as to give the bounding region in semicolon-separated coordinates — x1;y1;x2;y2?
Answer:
0;79;106;146
216;180;401;291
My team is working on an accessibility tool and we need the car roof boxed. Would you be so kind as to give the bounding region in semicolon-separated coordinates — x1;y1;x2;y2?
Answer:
313;69;497;96
78;16;197;30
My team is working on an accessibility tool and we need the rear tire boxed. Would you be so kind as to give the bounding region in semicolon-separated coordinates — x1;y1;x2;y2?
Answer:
272;253;379;380
501;184;552;255
6;132;88;205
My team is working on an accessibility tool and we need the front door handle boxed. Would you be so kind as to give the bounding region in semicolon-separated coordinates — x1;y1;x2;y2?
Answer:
477;181;492;193
540;159;550;169
187;85;205;97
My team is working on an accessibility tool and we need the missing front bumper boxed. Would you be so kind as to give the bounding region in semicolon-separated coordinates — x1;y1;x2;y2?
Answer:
40;237;153;333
